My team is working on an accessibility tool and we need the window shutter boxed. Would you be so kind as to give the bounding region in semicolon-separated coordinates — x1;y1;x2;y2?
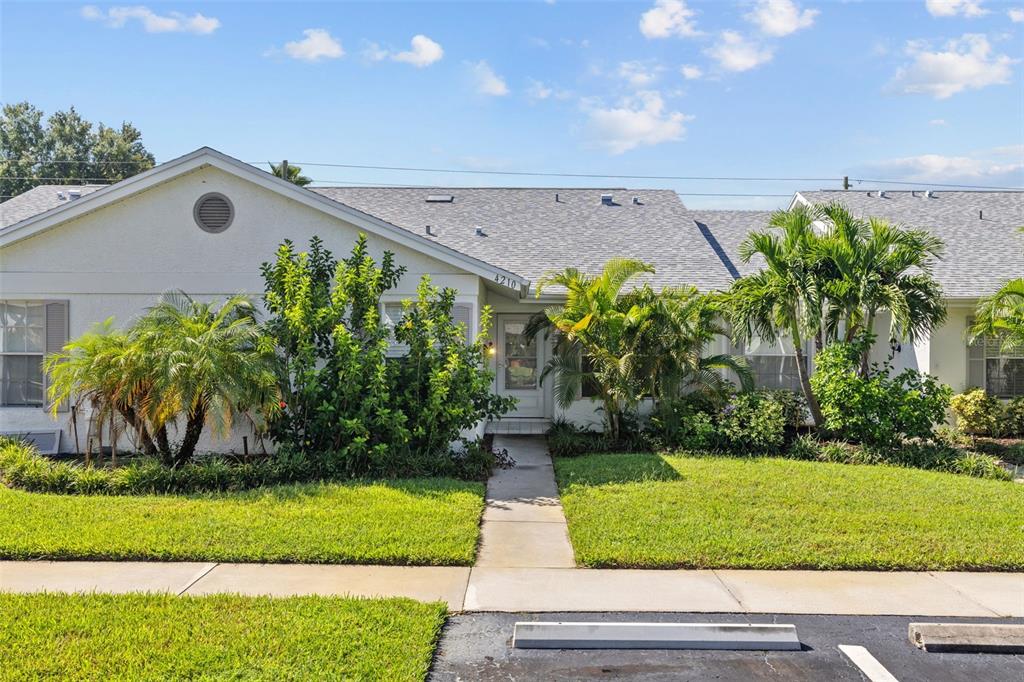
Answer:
966;317;985;390
44;301;69;412
452;303;473;344
383;303;410;357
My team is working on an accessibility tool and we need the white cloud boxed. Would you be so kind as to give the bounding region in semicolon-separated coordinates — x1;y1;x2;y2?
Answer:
680;64;703;79
470;61;509;96
639;0;700;38
281;29;344;62
585;90;692;154
526;79;571;102
864;151;1023;185
362;42;389;62
392;34;444;67
746;0;818;37
925;0;988;17
80;5;220;34
1009;7;1024;21
617;60;663;87
705;31;774;72
929;118;948;125
889;34;1014;99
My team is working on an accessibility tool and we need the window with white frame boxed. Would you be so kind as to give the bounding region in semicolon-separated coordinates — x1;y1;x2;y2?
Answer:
736;335;806;392
381;301;473;357
968;324;1024;398
1;300;67;407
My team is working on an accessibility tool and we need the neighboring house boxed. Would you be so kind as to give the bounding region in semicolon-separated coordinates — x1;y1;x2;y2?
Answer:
1;147;1021;451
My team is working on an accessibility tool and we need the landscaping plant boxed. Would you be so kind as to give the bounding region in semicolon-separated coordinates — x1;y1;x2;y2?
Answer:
950;389;1003;436
261;234;513;477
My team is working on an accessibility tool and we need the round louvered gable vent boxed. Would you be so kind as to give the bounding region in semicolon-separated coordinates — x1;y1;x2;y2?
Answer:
193;193;234;233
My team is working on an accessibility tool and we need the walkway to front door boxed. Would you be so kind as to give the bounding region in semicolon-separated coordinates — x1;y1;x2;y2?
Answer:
475;435;575;569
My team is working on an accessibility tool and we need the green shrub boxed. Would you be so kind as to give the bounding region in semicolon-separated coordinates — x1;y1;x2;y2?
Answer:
261;235;514;478
785;434;822;460
1003;398;1024;436
950;389;1002;436
546;419;619;457
719;390;789;452
811;341;951;448
648;397;720;450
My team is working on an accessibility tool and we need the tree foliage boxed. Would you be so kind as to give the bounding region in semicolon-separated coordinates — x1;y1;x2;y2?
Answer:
1;102;155;201
45;294;280;466
268;162;313;187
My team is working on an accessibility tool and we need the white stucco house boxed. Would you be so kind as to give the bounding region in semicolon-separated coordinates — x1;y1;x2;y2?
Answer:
1;147;1022;453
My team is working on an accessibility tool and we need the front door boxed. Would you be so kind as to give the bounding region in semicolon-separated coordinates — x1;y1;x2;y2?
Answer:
496;315;546;418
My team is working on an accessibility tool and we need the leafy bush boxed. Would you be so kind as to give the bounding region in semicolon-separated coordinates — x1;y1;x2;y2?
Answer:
718;390;790;452
1003;398;1024;436
262;235;514;478
648;397;720;450
950;389;1002;436
811;341;951;448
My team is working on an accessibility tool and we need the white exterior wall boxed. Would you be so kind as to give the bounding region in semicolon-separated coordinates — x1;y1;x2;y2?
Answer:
0;166;483;453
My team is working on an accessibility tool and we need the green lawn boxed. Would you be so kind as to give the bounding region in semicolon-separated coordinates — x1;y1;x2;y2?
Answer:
0;479;483;565
0;592;445;681
555;452;1024;570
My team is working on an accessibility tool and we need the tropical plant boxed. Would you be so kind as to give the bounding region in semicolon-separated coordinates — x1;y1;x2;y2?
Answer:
46;294;280;466
268;162;313;187
970;277;1024;354
814;202;946;373
130;293;281;465
727;204;826;426
526;259;654;441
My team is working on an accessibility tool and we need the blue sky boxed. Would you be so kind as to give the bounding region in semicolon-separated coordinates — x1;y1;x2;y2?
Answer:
2;0;1022;208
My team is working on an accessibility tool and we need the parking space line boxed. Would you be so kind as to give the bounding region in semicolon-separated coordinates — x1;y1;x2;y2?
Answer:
838;644;899;682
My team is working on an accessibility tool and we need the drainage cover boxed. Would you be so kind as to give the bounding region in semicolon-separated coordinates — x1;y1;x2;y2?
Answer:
512;622;801;650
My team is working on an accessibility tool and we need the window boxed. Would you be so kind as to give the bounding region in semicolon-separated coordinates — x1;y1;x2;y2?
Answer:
1;301;46;406
737;336;805;392
968;325;1024;397
381;301;473;357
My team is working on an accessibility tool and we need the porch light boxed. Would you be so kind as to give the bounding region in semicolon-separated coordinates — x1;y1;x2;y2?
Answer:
486;341;496;356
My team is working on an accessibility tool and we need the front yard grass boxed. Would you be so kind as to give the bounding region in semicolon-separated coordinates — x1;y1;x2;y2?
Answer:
0;479;483;565
0;592;444;681
555;452;1024;570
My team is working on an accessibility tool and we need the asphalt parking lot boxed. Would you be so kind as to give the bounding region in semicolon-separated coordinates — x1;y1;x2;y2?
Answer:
429;612;1024;681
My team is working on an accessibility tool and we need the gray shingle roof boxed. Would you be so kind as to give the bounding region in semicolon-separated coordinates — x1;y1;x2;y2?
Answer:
312;187;738;292
796;190;1024;298
1;185;105;228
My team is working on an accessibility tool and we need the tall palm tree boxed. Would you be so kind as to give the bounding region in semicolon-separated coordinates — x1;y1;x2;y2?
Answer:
527;259;655;440
815;202;946;373
133;292;280;465
269;162;313;187
727;204;826;427
970;278;1024;352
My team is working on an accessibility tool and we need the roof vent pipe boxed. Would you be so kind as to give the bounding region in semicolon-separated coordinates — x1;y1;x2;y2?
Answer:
555;192;560;202
632;196;642;205
925;190;934;198
878;190;885;199
425;225;433;236
979;210;983;220
475;226;486;237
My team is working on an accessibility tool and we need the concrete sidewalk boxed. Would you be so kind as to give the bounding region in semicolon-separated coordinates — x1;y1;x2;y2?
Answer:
3;436;1022;618
2;561;1021;617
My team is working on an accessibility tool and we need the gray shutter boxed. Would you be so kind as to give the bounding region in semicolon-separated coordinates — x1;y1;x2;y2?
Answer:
452;303;473;344
966;317;985;390
44;300;69;412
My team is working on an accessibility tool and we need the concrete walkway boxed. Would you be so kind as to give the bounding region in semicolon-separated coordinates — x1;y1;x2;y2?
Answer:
475;435;575;569
2;436;1023;618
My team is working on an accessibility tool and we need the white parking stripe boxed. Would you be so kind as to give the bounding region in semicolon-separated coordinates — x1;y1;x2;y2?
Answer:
838;644;900;682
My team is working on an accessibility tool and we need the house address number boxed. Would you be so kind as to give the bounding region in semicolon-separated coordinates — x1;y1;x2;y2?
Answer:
493;274;519;290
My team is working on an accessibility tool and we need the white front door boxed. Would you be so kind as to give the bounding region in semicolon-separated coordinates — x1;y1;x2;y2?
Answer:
496;314;546;418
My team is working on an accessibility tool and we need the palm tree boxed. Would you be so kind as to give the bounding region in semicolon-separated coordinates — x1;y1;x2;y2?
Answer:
970;278;1024;352
815;202;946;373
625;284;753;404
45;320;166;457
133;293;280;465
527;259;655;440
727;204;826;427
269;162;313;187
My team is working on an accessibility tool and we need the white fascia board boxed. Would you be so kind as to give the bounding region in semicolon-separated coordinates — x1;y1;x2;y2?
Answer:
0;146;531;298
789;192;809;210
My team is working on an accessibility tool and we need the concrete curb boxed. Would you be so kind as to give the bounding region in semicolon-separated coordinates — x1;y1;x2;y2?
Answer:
909;622;1024;653
512;621;802;650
